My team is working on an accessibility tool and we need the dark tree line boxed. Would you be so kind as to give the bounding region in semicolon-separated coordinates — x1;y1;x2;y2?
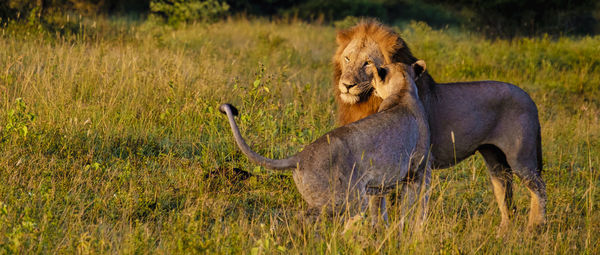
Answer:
2;0;599;37
429;0;600;37
1;0;148;19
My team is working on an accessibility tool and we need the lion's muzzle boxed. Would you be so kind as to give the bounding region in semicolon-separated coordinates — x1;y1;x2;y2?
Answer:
339;81;373;104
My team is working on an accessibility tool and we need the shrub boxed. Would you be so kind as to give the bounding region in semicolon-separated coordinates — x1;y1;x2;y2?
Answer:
1;98;36;143
150;0;229;26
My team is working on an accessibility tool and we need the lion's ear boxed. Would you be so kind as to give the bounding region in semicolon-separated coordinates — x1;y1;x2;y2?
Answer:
375;66;387;83
336;30;352;46
412;60;426;78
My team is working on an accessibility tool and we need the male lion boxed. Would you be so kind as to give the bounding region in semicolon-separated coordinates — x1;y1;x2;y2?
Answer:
333;20;546;229
219;60;430;224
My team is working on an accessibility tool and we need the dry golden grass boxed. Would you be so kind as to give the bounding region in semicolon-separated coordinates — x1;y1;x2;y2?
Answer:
0;17;598;253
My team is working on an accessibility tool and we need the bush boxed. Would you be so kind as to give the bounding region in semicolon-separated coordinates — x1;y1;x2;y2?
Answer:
1;1;150;23
1;98;36;144
150;0;229;26
1;0;37;22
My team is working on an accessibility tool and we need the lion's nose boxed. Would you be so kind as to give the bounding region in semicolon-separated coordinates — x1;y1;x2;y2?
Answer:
343;83;357;89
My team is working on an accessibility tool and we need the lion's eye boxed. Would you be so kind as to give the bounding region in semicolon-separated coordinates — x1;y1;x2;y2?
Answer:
344;56;350;63
363;61;369;67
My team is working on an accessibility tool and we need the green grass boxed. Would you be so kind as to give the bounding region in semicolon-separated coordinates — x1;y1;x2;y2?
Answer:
0;17;598;253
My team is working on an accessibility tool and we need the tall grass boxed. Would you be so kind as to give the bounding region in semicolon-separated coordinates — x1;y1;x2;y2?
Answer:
0;17;598;253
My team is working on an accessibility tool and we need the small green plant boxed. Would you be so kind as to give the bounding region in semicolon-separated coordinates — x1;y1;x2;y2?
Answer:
1;98;35;142
237;63;275;110
250;223;287;254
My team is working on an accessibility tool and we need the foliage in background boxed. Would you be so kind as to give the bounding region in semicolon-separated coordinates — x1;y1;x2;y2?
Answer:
227;0;460;28
426;0;600;37
1;0;149;18
226;0;600;36
2;0;600;36
150;0;229;26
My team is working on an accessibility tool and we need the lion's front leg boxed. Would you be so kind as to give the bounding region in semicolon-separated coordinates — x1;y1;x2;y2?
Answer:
399;165;431;232
368;195;388;226
417;164;431;228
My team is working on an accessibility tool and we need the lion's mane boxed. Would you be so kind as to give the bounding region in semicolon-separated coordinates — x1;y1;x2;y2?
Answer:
333;20;436;125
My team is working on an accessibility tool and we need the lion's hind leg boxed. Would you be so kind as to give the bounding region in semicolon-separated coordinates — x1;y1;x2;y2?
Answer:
503;144;547;230
479;144;514;230
517;170;547;230
527;180;546;229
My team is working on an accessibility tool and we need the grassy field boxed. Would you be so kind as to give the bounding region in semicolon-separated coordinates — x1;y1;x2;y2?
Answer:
0;17;598;253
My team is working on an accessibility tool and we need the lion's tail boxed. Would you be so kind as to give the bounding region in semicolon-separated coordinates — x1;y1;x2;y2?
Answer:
219;104;298;170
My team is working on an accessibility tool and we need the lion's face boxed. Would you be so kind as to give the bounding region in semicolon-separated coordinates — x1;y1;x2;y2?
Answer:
337;38;386;104
370;62;422;100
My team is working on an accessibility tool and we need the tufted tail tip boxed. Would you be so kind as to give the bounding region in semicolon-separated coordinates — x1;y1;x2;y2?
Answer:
219;103;239;116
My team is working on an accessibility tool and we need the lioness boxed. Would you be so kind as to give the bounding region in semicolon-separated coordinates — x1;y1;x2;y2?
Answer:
334;20;546;229
219;61;430;223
